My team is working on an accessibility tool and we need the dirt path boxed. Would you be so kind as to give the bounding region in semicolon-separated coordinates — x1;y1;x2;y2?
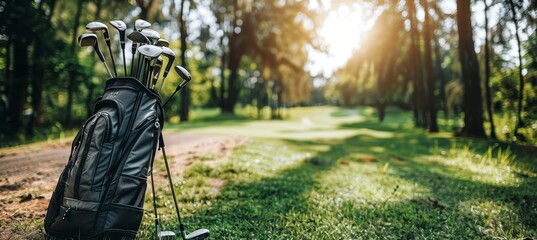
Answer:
0;132;245;236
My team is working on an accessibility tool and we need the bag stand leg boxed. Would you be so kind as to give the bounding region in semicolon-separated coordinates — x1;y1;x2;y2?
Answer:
160;134;187;240
157;133;209;240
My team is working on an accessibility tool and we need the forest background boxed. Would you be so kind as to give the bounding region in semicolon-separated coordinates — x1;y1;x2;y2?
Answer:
0;0;537;146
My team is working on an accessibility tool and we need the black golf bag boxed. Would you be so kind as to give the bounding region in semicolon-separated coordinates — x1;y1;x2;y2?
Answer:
44;77;163;239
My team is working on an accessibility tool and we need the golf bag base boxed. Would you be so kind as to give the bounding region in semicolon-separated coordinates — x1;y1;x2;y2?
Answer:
44;77;163;239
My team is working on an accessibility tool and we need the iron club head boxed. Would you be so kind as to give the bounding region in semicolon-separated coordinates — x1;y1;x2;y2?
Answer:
185;229;209;240
78;33;113;78
128;31;151;45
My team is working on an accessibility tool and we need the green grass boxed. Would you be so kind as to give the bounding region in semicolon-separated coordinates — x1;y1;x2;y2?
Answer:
5;106;536;239
138;106;537;239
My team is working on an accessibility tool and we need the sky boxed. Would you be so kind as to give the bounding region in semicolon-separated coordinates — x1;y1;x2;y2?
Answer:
306;2;374;78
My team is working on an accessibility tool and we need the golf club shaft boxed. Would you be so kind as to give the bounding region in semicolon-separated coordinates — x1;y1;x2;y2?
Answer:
122;48;127;76
157;73;168;94
161;143;187;240
102;61;113;78
131;43;137;77
106;43;117;77
149;169;161;239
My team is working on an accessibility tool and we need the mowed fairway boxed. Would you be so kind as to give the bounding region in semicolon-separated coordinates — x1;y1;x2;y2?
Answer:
139;106;537;239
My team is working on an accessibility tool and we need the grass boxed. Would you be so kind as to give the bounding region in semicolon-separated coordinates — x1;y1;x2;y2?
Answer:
137;106;537;239
4;106;536;239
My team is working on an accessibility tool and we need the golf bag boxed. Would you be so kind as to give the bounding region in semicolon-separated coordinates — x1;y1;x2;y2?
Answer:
44;77;163;239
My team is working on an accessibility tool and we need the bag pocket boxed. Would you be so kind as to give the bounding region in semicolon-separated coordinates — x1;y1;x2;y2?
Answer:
104;203;144;233
113;175;147;207
48;198;100;236
72;112;113;202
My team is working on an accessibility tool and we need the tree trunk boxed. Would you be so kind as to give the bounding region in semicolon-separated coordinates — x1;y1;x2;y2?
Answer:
7;0;33;134
483;0;497;139
508;0;526;137
179;0;190;122
219;34;226;109
405;0;426;128
220;0;242;115
66;0;84;126
456;0;486;137
434;39;448;120
9;40;29;133
422;0;438;132
27;0;57;137
136;0;154;20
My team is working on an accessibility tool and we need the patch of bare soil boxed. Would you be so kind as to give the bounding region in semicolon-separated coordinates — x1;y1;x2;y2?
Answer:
0;132;245;237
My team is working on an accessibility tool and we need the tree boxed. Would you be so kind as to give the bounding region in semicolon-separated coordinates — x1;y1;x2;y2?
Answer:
210;0;318;115
405;0;426;127
421;0;438;132
179;0;190;122
507;0;526;138
3;0;34;134
26;0;58;137
456;0;486;137
483;0;497;139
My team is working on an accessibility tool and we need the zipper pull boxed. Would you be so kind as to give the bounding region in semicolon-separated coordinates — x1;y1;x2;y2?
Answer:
155;118;160;129
62;207;71;221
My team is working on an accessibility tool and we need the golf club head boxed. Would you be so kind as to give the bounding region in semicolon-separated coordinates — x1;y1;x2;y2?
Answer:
185;229;209;240
78;33;112;77
158;230;176;240
109;20;126;45
135;19;151;31
86;21;110;43
78;33;97;47
152;57;163;86
161;47;176;78
78;33;105;62
141;29;161;44
138;45;163;59
175;65;192;82
128;31;151;45
156;39;170;47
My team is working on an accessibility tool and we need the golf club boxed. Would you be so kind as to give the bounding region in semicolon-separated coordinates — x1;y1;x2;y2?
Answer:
86;21;117;77
137;45;163;86
109;20;127;76
127;31;151;80
157;47;176;94
131;19;152;77
162;66;193;108
141;29;161;44
139;29;161;76
160;132;209;240
151;57;163;89
78;33;113;78
156;39;170;47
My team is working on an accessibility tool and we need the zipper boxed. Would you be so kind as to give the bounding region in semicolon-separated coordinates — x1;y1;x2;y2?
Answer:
101;113;112;142
94;99;124;130
134;115;156;130
65;116;95;188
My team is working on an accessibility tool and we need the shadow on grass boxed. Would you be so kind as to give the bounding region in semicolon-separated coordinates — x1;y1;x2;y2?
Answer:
173;107;537;238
